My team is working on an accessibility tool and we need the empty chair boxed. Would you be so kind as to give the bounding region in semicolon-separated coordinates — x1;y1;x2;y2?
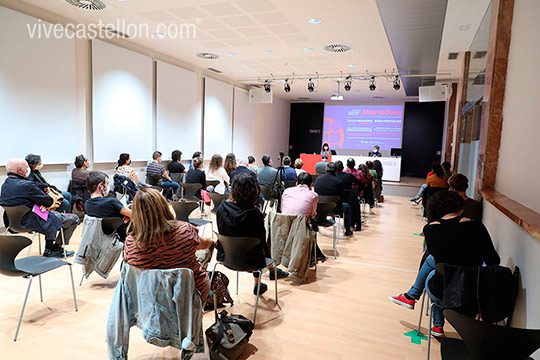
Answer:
0;235;77;341
3;205;43;255
210;234;278;324
170;201;211;236
179;183;203;201
441;309;540;360
205;180;220;192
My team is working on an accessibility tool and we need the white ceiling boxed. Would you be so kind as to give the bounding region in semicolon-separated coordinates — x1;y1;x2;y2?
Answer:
13;0;491;102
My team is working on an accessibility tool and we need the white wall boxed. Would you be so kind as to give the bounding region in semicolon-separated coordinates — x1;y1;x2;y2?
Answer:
232;88;255;159
203;78;234;158
253;96;291;166
495;0;540;214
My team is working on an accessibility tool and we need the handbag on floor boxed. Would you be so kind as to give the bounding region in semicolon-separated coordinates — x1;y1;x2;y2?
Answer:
205;307;254;360
204;271;234;310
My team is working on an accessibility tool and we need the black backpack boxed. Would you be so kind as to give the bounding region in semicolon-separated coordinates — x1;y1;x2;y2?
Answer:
205;309;254;360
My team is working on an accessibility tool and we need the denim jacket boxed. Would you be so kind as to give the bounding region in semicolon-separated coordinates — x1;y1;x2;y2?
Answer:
107;263;204;360
75;216;123;280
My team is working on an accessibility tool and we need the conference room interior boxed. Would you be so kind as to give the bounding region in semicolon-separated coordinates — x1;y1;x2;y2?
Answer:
1;0;539;359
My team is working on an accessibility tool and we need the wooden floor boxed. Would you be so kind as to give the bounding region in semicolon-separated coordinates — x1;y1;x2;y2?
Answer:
0;196;455;359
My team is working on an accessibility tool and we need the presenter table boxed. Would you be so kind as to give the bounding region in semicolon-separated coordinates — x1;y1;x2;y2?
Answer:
332;156;402;182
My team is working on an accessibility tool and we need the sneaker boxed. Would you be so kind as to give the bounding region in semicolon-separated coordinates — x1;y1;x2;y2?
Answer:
269;267;289;280
254;282;268;295
388;293;416;310
43;249;75;258
344;229;353;237
409;198;419;205
431;326;444;337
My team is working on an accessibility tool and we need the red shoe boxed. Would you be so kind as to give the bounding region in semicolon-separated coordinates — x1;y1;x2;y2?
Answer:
388;293;416;310
431;326;444;337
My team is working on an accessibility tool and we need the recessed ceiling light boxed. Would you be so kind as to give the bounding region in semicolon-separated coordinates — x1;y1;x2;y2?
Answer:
263;50;273;54
308;18;322;24
153;32;166;39
227;52;237;56
196;52;220;60
302;48;313;52
348;64;357;68
330;94;343;101
237;69;246;72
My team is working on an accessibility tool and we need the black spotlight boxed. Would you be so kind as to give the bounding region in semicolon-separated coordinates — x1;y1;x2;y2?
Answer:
264;82;271;93
284;80;291;93
369;76;376;91
393;75;400;90
307;79;314;92
344;81;351;91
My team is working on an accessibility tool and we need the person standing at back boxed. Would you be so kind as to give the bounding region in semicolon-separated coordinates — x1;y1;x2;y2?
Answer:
257;154;278;186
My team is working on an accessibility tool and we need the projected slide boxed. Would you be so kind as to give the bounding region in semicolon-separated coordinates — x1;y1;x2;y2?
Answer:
323;105;404;151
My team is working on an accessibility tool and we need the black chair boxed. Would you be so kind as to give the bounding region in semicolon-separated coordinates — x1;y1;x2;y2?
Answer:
0;235;78;341
209;193;228;215
169;173;185;199
422;186;449;217
206;180;220;192
179;182;203;201
260;185;275;213
441;309;540;360
170;201;211;236
2;206;43;255
146;175;173;200
319;195;342;252
314;201;339;258
209;234;278;324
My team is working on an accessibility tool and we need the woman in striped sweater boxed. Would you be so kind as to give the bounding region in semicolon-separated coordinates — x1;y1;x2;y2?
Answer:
123;187;216;301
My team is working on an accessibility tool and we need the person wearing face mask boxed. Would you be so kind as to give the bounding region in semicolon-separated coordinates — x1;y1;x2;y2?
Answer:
0;158;79;257
115;153;140;184
146;151;180;199
369;145;382;157
84;171;132;242
25;153;72;213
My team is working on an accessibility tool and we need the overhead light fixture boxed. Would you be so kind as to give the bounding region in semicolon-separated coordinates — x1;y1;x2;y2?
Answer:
238;69;246;72
284;79;291;93
369;76;376;91
307;79;314;92
393;75;401;90
331;81;344;100
344;76;352;91
196;52;220;60
65;0;106;10
263;50;273;54
302;48;313;52
348;64;357;68
264;80;271;93
154;32;166;39
308;18;322;24
227;52;237;56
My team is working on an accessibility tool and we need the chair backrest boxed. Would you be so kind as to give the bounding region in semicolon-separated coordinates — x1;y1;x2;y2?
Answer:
444;309;540;360
102;218;126;236
422;186;448;207
259;185;272;200
314;202;337;227
146;174;163;187
206;180;220;189
319;195;341;216
0;235;32;277
216;234;262;272
284;181;296;188
170;201;199;222
180;182;202;200
209;193;228;214
169;172;185;184
2;206;32;233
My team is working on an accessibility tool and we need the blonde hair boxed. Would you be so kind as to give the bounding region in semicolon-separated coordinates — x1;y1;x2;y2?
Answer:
129;187;177;251
294;158;303;169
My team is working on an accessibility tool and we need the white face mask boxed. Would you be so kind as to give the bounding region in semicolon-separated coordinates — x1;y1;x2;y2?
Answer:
36;164;43;170
101;183;110;197
25;167;31;177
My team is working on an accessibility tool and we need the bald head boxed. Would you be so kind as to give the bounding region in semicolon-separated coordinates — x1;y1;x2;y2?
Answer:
6;158;30;178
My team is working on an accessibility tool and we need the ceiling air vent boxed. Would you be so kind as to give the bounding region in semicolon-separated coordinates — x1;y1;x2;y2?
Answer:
196;52;220;60
65;0;106;10
207;67;222;74
296;97;311;101
473;51;487;59
323;44;352;53
103;27;130;38
372;96;386;99
448;52;459;60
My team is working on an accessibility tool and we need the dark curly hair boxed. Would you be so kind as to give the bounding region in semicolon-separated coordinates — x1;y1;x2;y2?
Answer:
426;190;464;223
230;173;259;206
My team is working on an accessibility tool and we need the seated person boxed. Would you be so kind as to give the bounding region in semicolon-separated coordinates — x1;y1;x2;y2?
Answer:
72;155;90;183
123;187;215;302
257;154;278;186
185;157;206;199
168;149;186;175
206;154;230;194
426;163;448;188
410;162;447;205
314;162;353;237
217;173;289;295
294;158;307;176
0;158;79;257
442;161;452;179
358;164;374;207
336;160;362;231
369;145;382;157
247;156;259;174
25;153;72;213
115;153;140;184
281;172;326;262
224;153;237;176
315;155;329;176
448;174;483;221
85;171;131;242
189;151;203;171
146;151;180;198
344;158;361;180
389;191;499;337
278;156;297;183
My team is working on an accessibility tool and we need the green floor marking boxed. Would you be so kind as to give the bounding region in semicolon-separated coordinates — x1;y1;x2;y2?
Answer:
413;233;424;237
403;330;427;344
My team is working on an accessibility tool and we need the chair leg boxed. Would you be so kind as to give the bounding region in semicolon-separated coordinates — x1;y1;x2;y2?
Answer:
38;233;42;255
274;266;278;305
416;290;426;334
314;234;318;271
14;276;33;341
426;302;435;360
27;232;35;256
60;228;67;259
253;270;262;324
68;265;78;312
236;271;239;296
38;274;43;302
79;273;85;286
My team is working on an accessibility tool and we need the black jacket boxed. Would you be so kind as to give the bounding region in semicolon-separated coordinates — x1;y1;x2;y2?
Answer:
314;173;344;210
28;169;59;192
